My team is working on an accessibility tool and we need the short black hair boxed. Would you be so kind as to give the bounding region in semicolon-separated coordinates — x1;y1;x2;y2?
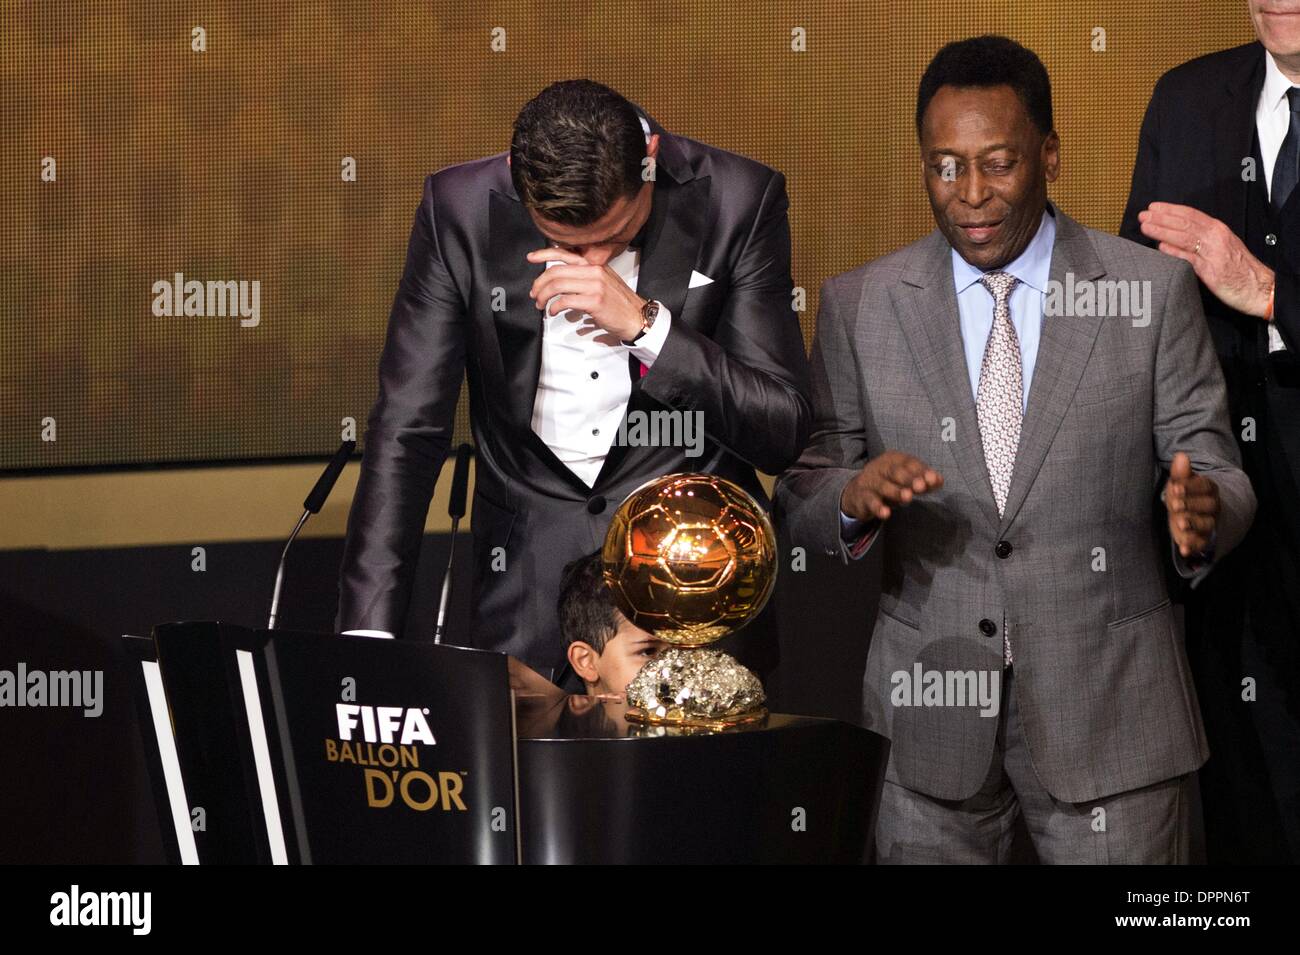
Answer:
557;550;620;654
510;79;647;227
916;35;1054;138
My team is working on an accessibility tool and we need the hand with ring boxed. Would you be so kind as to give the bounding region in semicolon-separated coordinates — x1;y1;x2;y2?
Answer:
1138;202;1274;318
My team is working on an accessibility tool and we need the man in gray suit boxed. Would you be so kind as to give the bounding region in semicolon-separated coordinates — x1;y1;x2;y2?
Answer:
776;36;1256;863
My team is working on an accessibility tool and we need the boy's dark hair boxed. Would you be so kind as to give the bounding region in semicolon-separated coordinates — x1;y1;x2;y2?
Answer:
510;79;647;227
916;35;1054;138
557;550;620;654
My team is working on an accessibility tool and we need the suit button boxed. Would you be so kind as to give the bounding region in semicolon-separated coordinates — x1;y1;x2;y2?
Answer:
587;496;606;514
979;618;997;636
995;540;1012;559
1266;233;1279;246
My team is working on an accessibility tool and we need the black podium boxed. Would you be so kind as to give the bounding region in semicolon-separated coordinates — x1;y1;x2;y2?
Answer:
149;622;516;864
136;621;887;864
516;694;885;864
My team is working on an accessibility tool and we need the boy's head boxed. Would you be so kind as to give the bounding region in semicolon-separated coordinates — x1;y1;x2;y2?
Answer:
558;551;668;696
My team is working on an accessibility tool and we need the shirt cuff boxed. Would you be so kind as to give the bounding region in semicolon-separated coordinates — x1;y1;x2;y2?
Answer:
342;629;396;639
840;509;878;560
1268;322;1288;353
1171;529;1216;579
622;302;672;367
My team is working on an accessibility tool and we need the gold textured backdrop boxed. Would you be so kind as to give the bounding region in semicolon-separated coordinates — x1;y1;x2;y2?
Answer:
0;0;1256;472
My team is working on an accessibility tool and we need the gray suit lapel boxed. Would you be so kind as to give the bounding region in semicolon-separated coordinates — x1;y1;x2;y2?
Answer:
895;230;1001;533
997;209;1106;534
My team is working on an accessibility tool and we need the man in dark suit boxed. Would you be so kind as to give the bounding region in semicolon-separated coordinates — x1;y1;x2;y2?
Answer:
1121;1;1300;863
335;80;810;690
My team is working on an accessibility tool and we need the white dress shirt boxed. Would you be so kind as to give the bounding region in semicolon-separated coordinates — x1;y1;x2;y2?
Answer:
530;241;671;486
1257;50;1292;353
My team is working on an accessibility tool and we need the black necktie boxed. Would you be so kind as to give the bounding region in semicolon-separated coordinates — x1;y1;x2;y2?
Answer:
1271;87;1300;211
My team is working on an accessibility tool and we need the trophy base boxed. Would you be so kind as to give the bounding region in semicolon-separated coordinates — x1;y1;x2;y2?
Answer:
625;705;769;732
623;647;768;732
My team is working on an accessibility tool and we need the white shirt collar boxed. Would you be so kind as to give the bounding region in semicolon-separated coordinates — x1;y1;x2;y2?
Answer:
1262;49;1295;115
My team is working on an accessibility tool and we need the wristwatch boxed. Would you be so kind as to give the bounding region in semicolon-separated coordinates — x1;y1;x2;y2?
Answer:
624;299;660;344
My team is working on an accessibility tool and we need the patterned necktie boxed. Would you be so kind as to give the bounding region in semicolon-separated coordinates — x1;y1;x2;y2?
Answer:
1271;87;1300;211
976;270;1021;666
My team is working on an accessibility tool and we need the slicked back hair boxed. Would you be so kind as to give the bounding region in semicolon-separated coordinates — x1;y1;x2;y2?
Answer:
510;79;647;227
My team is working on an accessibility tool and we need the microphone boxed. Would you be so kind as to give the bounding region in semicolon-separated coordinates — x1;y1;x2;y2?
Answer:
303;440;355;514
435;444;474;644
267;440;357;630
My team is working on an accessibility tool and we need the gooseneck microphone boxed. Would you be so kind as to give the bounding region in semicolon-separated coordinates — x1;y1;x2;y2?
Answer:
435;443;474;644
267;439;356;630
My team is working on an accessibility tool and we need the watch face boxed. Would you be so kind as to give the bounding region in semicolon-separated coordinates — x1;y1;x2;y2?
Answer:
642;300;660;328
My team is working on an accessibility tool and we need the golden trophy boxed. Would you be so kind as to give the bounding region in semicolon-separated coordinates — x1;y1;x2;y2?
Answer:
601;472;777;729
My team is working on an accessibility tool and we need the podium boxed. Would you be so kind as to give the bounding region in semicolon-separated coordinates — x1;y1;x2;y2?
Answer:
517;694;884;863
134;621;886;864
149;622;515;864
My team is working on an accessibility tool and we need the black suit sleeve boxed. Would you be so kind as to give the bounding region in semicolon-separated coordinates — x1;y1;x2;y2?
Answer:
335;173;468;635
1120;76;1165;248
639;170;812;475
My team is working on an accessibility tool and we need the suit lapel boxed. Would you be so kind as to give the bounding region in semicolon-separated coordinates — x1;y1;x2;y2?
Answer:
593;170;710;489
896;231;1001;533
615;104;702;333
488;187;548;434
997;209;1105;534
488;184;598;495
634;176;708;341
1215;43;1265;239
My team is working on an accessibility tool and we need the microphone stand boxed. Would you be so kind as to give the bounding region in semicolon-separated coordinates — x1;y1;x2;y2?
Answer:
267;439;356;630
435;444;474;644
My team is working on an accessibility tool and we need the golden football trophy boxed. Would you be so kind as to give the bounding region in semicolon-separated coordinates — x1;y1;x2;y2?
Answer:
601;472;777;729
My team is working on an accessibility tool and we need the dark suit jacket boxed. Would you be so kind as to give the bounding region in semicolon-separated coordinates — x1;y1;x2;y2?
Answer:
335;108;811;679
1121;41;1300;557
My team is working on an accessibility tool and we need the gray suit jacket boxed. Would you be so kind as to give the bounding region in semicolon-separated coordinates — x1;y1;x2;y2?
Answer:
775;206;1256;803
